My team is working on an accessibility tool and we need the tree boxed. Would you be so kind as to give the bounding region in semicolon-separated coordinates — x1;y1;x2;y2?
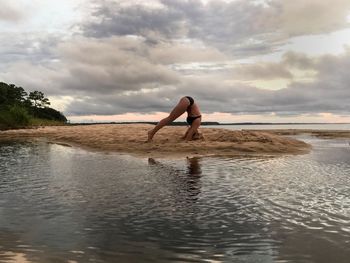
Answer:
33;107;67;122
0;82;27;107
28;91;50;108
0;82;67;128
12;85;28;103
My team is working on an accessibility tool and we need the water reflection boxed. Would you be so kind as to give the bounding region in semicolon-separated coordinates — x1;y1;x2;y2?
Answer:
148;157;202;201
146;157;274;261
148;156;202;177
0;252;31;263
1;140;350;262
186;157;202;176
185;158;202;201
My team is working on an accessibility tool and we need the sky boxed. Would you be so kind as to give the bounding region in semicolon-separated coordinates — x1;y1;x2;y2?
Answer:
1;0;350;123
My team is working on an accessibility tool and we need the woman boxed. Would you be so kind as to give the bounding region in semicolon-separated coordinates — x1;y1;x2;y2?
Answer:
147;96;202;142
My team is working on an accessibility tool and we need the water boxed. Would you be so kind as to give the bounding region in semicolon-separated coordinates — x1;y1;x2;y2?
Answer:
206;123;350;130
0;136;350;263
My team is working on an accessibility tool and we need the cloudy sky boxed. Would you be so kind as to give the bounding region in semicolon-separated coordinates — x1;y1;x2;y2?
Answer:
1;0;350;123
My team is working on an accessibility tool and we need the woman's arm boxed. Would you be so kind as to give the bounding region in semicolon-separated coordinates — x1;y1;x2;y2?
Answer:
182;126;191;139
184;118;201;141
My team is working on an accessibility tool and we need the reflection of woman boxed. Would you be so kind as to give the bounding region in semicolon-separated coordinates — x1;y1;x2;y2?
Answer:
148;157;202;201
147;96;201;142
185;157;202;201
186;157;201;176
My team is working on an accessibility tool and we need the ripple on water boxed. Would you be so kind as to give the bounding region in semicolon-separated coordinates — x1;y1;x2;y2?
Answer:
0;139;350;262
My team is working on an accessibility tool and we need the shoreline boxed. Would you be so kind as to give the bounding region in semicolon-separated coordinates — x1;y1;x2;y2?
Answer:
253;129;350;139
0;124;313;158
258;129;350;139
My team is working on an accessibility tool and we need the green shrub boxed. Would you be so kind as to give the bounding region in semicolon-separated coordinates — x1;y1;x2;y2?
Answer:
0;110;11;129
29;118;66;126
0;105;30;129
9;105;30;126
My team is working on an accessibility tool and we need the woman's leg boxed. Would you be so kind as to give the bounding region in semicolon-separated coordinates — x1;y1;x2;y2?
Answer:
147;97;189;141
185;118;201;141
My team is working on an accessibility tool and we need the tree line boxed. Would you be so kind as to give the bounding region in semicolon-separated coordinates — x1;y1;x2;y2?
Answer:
0;82;67;129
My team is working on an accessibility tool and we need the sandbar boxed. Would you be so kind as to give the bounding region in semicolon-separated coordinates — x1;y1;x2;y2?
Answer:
0;124;311;158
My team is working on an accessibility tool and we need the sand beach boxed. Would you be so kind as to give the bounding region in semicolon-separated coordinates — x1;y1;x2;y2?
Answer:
0;124;312;158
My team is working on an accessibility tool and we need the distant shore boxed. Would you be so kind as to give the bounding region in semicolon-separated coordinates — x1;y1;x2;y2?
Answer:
67;121;350;126
0;124;312;158
256;129;350;139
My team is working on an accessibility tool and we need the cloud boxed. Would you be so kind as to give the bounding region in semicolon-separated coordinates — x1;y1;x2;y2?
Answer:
275;0;350;36
64;48;350;116
148;41;227;64
82;0;350;57
248;49;350;115
83;0;184;39
56;36;180;95
232;62;293;80
281;52;317;69
0;61;65;94
0;2;25;22
0;33;61;69
82;0;278;56
227;51;320;82
1;0;350;120
2;38;350;117
1;36;182;97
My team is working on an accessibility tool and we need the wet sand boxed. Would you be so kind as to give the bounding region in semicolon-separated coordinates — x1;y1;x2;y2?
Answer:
0;124;313;158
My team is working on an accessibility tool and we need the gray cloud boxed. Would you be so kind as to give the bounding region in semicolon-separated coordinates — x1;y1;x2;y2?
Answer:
3;40;350;117
232;63;293;80
82;0;350;57
1;36;181;97
56;37;180;94
63;49;350;116
281;52;317;70
82;0;279;56
2;0;350;120
84;1;184;39
0;33;60;69
273;0;350;36
245;50;350;115
0;2;25;22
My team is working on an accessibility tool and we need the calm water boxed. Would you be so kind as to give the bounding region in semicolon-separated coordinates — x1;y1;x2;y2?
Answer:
0;135;350;262
206;123;350;130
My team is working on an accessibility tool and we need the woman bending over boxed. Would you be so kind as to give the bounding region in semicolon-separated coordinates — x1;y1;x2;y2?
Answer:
147;96;202;142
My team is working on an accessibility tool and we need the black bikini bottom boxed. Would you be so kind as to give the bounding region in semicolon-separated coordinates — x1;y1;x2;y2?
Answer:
186;115;201;125
186;96;194;106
